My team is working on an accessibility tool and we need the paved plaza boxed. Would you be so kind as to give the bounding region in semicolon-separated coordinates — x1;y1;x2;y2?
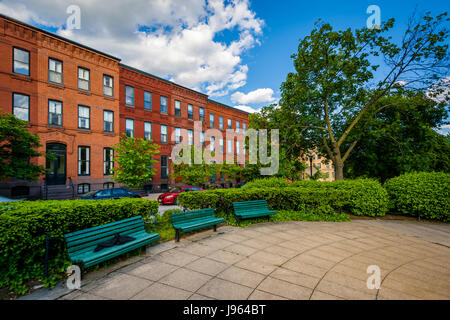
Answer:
25;219;450;300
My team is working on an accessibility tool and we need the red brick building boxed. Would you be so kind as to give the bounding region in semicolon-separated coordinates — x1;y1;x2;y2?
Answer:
119;64;249;192
0;14;250;199
0;15;121;199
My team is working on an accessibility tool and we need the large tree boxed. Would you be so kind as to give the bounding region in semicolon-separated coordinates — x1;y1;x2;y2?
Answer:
0;112;45;181
278;12;449;179
344;93;449;181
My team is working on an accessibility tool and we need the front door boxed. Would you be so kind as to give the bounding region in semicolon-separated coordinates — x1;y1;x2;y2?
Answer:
46;143;66;185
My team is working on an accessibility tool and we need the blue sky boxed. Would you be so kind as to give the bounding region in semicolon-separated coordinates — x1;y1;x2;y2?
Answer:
0;0;448;128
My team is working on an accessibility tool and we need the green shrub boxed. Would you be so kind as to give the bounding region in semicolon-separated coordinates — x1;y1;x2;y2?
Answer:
243;178;388;216
384;172;450;221
147;208;182;241
178;187;350;215
0;198;158;294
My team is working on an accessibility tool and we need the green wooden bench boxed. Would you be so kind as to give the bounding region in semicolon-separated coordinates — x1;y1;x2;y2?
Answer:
232;200;276;225
64;216;159;268
171;208;225;242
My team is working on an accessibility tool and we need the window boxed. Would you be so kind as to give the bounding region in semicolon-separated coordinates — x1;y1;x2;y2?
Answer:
188;130;193;146
104;148;114;175
161;125;168;143
13;48;29;76
125;119;134;137
210;113;215;128
144;91;152;110
48;58;62;84
160;96;168;113
104;182;114;189
78;67;90;91
243;122;247;133
144;122;152;140
219;116;224;130
199;107;204;122
210;136;215;152
175;127;181;144
77;183;90;194
125;86;134;106
13;93;29;121
174;100;181;117
236;141;240;155
48;100;62;126
188;104;193;120
219;138;224;154
78;146;90;176
200;131;205;147
103;110;114;132
103;75;113;96
228;118;232;129
227;139;233;154
161;156;168;179
78;106;90;129
236;121;240;133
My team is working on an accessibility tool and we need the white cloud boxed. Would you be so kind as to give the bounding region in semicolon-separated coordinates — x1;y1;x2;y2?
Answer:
233;105;259;113
427;77;450;104
231;88;276;104
0;0;263;97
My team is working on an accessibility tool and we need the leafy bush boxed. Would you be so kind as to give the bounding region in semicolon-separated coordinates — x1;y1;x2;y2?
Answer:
178;187;350;215
147;208;182;241
0;198;158;294
242;178;388;216
384;172;450;221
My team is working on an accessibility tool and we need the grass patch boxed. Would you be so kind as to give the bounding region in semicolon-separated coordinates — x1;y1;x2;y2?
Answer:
214;205;351;227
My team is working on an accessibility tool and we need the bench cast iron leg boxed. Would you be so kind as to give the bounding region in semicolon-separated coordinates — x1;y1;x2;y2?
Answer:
267;215;270;222
236;216;240;226
213;224;217;232
175;229;180;242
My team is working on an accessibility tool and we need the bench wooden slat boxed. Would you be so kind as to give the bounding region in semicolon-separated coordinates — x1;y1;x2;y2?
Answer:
232;200;276;225
64;215;159;268
171;208;224;242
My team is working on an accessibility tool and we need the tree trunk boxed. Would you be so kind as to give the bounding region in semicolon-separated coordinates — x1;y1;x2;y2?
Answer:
332;144;344;180
334;162;344;180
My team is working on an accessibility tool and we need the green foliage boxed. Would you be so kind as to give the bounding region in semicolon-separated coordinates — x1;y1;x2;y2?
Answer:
112;135;160;188
0;112;46;182
344;93;450;181
0;198;158;294
242;177;388;216
178;187;351;217
224;208;350;227
259;12;449;179
306;164;330;181
172;146;246;186
146;209;182;241
384;172;450;221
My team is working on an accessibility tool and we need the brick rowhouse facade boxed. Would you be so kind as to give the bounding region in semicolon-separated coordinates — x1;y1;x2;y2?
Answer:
119;65;249;192
0;15;250;199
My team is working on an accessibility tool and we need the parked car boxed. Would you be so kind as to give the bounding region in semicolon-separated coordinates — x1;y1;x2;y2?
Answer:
0;195;22;203
158;186;204;205
81;188;142;200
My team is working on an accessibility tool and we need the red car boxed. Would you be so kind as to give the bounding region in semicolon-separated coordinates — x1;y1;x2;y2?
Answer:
157;186;205;205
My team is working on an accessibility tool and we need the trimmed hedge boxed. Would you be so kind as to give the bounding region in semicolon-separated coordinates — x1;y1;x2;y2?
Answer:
178;187;351;214
243;178;388;216
384;172;450;221
0;198;158;294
